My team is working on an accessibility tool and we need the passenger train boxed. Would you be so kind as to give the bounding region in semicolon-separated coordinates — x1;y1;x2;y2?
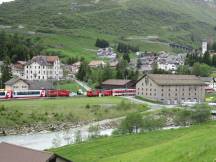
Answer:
0;89;70;99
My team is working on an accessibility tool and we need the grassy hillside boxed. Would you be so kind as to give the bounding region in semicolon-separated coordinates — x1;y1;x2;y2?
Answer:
1;0;216;59
52;121;216;162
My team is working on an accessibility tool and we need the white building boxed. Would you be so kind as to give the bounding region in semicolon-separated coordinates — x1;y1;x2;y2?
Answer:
202;41;208;54
24;56;63;80
157;62;178;72
11;61;26;79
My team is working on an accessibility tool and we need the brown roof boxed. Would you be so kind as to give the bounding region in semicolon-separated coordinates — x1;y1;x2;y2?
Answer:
89;60;106;66
102;79;132;86
0;142;53;162
146;74;206;86
47;56;59;63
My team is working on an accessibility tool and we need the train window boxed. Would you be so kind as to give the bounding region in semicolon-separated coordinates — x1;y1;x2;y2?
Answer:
0;92;5;96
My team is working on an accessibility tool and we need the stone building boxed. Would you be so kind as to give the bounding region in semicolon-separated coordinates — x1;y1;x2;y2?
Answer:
5;77;53;91
136;74;206;104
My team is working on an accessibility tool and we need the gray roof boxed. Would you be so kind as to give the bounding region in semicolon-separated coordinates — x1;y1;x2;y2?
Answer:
28;80;53;90
143;74;206;86
200;77;213;83
5;77;53;90
4;77;29;86
102;79;132;86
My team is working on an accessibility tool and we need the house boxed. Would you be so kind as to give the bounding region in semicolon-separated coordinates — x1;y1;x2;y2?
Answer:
88;60;106;68
5;77;53;91
11;61;26;79
71;61;81;74
136;74;206;105
97;48;117;59
200;77;216;92
109;60;119;68
24;56;63;80
101;79;135;89
0;142;72;162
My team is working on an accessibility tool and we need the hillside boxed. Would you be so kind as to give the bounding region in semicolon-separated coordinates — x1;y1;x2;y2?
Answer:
52;121;216;162
1;0;216;59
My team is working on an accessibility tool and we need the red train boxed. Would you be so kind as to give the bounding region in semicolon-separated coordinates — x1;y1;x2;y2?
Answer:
87;89;136;97
0;89;70;99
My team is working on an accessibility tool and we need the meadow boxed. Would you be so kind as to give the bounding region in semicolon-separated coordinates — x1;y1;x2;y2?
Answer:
52;121;216;162
0;97;148;128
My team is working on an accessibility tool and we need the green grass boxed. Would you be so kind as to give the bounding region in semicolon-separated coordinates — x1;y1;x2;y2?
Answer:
54;81;85;92
1;0;216;59
0;97;148;128
52;121;216;162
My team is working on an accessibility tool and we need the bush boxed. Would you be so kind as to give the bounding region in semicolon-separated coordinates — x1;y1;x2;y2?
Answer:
142;116;165;132
119;113;143;134
191;104;211;124
174;109;192;126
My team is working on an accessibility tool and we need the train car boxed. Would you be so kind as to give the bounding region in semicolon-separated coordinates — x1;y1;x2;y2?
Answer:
87;90;101;97
0;91;7;99
57;90;70;97
47;90;70;97
13;90;46;99
102;90;113;96
112;89;136;96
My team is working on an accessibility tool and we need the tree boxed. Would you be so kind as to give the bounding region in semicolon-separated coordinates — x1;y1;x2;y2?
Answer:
0;55;12;88
123;53;130;63
192;63;212;77
212;55;216;67
120;113;143;134
102;65;113;81
174;109;192;126
177;65;191;75
191;104;211;124
116;60;128;79
142;116;165;131
76;61;90;81
95;39;109;48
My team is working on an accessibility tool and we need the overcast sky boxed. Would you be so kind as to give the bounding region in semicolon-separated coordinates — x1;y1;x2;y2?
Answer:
0;0;14;4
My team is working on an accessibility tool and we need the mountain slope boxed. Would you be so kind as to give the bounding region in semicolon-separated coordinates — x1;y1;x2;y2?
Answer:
0;0;216;57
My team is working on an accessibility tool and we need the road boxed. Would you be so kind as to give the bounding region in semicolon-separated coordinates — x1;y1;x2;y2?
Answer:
74;79;91;91
122;96;175;111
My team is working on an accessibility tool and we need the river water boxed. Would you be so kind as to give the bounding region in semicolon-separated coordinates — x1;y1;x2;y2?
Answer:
0;0;14;4
0;128;114;150
0;119;116;150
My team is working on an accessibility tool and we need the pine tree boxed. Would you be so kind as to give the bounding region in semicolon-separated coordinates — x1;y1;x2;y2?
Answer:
0;55;12;88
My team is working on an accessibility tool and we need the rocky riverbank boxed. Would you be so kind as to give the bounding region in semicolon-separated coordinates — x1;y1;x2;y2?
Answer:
0;119;120;136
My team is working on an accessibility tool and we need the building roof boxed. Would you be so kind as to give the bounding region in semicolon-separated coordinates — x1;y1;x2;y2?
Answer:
89;60;106;67
26;56;59;66
4;77;29;86
141;74;206;86
28;80;53;90
5;77;53;90
0;142;53;162
102;79;132;86
200;77;213;83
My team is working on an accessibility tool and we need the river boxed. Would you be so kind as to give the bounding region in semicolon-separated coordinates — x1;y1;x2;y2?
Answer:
0;0;14;4
0;119;117;150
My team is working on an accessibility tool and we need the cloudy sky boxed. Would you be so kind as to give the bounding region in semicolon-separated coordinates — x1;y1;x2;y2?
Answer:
0;0;14;4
